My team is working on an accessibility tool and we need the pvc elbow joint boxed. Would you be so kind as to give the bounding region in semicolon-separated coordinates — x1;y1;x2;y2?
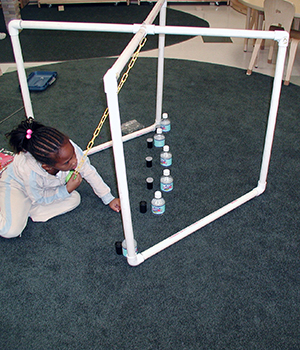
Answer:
256;181;267;196
127;253;145;266
8;19;22;36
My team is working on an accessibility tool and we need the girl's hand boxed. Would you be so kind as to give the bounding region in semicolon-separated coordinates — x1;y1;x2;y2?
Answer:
109;198;121;213
66;172;82;193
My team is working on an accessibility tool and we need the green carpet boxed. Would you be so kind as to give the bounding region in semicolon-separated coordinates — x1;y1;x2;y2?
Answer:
0;57;300;349
0;3;209;62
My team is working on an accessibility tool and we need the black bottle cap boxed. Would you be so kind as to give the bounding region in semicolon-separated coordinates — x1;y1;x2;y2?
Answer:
146;177;154;189
147;138;153;148
115;241;123;255
140;200;147;213
145;156;153;168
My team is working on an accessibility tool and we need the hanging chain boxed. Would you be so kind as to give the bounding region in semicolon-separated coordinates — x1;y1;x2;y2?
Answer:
74;36;147;176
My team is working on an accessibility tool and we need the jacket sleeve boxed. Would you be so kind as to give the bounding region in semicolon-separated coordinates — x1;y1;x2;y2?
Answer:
72;141;115;205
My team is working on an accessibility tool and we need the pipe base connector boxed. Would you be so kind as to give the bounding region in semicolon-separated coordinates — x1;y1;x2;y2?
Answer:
127;253;145;266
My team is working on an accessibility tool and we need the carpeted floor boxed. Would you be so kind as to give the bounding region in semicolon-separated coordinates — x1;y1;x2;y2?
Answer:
0;3;209;62
0;56;300;349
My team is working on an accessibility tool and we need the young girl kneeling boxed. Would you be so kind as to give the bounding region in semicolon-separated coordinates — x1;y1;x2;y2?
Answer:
0;118;121;238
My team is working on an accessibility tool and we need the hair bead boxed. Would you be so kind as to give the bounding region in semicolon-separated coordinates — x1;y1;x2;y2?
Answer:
26;129;33;139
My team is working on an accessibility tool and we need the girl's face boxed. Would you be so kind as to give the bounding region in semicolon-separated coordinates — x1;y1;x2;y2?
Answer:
52;140;78;172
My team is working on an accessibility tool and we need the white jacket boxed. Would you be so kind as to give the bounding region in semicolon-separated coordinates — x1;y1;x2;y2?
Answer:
2;140;114;206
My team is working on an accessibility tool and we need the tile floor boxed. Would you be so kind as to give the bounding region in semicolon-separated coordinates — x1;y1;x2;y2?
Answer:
1;3;300;86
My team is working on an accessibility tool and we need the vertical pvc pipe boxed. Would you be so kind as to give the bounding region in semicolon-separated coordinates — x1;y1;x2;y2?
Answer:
104;69;143;266
257;35;288;193
155;0;167;126
9;24;34;119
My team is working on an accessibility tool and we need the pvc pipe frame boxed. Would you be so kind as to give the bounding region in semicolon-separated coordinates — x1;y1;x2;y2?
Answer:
8;0;288;266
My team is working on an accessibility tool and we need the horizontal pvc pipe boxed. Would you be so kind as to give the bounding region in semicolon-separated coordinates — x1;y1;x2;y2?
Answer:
152;26;288;41
87;123;156;155
140;187;260;262
9;20;288;42
9;19;288;84
10;19;138;33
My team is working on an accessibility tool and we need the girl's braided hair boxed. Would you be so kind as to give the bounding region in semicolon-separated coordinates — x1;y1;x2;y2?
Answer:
6;118;67;166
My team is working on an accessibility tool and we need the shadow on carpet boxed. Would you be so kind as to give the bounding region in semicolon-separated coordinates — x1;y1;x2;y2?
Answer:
0;3;209;62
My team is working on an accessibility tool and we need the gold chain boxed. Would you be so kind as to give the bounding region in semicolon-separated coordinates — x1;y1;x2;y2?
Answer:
74;36;147;176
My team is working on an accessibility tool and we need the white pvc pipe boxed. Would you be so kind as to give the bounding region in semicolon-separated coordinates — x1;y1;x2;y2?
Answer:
10;20;138;33
87;123;156;155
141;187;259;261
9;24;34;119
155;0;167;126
8;18;287;100
257;39;288;190
9;19;286;41
104;68;138;266
152;26;285;40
